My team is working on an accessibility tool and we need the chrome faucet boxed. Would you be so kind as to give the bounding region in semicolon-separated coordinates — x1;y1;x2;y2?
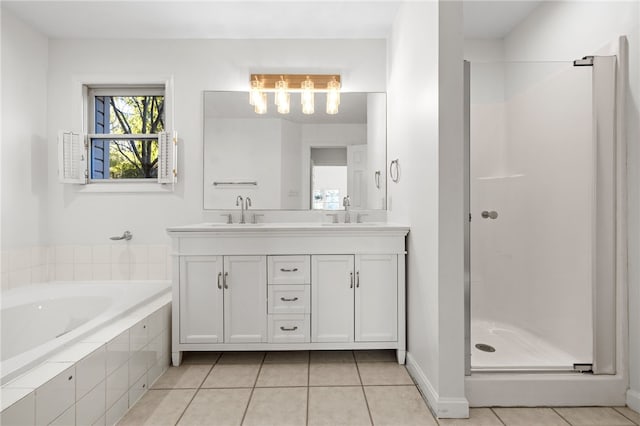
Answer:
343;196;351;223
236;195;252;224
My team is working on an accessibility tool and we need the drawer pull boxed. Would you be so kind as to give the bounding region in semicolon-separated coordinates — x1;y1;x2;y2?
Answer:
350;272;354;288
356;271;360;288
280;326;298;331
224;272;229;289
217;272;222;289
68;375;73;381
280;267;299;272
280;297;299;302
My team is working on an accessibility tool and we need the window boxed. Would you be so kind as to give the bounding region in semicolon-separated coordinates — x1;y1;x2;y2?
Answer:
58;83;177;188
89;87;164;180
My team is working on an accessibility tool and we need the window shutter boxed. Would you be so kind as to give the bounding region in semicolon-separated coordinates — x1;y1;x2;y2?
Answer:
158;131;177;184
58;131;87;184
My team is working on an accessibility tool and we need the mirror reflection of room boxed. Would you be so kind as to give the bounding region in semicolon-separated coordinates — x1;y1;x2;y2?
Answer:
203;92;387;211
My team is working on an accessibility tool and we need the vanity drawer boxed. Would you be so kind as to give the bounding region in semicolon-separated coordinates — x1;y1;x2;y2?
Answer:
268;285;310;314
268;256;310;284
268;314;310;343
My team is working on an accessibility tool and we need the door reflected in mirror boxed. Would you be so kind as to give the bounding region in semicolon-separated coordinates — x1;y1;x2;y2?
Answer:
203;91;387;210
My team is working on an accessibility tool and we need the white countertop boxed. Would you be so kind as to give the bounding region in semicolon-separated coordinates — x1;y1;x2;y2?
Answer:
167;222;410;233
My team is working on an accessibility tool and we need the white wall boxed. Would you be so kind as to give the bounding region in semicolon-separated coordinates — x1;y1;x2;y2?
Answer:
280;120;303;209
1;9;49;289
46;39;386;245
367;93;387;210
388;0;467;418
204;118;282;209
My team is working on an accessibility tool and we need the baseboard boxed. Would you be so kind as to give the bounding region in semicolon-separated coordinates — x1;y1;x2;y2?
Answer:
627;389;640;413
405;352;469;419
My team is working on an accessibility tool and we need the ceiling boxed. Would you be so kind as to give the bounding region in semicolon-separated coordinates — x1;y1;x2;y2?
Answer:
463;1;542;39
3;1;541;40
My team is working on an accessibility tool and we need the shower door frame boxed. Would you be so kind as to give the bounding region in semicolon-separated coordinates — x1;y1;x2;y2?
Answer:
464;53;622;376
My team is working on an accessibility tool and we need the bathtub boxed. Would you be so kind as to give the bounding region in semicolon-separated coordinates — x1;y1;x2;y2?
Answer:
1;280;170;385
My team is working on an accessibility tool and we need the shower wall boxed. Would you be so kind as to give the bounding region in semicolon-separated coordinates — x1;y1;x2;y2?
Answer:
469;50;594;362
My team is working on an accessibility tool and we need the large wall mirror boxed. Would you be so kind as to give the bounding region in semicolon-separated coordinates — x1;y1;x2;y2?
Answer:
203;91;387;210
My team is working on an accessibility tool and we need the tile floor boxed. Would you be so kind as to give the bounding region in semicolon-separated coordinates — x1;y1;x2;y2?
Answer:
118;350;640;426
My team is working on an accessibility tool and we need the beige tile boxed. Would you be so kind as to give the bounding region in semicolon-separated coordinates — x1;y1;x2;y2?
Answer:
354;350;397;362
554;407;635;426
177;388;251;426
181;351;221;365
309;362;361;386
308;386;371;426
493;408;569;426
438;408;503;425
256;363;308;387
243;387;307;426
117;389;195;426
151;365;211;389
614;407;640;425
263;351;309;364
365;385;437;426
357;362;414;385
201;363;260;388
217;351;265;364
310;350;355;363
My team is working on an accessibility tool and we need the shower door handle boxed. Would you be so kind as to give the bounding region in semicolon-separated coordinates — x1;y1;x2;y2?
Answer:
481;210;498;219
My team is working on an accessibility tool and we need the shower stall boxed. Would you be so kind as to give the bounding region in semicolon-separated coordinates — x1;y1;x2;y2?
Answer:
465;54;620;376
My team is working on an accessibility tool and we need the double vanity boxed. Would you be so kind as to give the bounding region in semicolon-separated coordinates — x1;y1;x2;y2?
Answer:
167;222;409;365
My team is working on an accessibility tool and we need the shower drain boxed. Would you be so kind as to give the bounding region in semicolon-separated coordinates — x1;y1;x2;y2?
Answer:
475;343;496;353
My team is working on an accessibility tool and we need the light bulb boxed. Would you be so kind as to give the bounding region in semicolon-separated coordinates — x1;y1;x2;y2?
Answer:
277;93;290;114
275;79;290;114
250;79;264;106
326;78;340;115
301;77;314;115
254;92;267;114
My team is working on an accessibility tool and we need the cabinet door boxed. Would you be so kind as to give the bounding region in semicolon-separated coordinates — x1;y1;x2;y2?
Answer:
312;255;354;343
179;256;224;343
224;256;267;343
355;254;398;342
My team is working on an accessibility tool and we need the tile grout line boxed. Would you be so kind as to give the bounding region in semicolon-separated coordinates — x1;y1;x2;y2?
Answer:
613;407;640;425
239;352;267;425
306;351;311;426
172;357;217;425
489;408;508;426
550;407;573;426
354;351;376;425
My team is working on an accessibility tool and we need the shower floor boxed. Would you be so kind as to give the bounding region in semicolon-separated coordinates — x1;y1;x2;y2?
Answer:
471;319;580;371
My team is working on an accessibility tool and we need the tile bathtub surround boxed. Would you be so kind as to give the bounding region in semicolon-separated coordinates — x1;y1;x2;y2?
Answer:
0;244;171;289
0;300;171;426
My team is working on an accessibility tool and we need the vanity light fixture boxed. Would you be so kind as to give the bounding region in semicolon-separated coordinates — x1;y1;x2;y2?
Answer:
248;74;341;115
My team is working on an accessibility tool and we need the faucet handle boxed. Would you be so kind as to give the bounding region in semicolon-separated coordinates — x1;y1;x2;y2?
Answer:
251;213;263;224
326;213;339;224
356;213;368;223
220;213;232;224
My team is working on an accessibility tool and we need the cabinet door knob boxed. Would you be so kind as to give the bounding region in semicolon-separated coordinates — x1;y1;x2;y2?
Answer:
349;271;354;288
280;326;298;331
280;267;298;272
280;297;299;302
217;272;222;289
223;272;229;289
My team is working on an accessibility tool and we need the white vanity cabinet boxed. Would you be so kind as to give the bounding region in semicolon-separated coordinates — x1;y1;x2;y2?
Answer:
168;223;409;366
312;254;398;343
179;255;267;345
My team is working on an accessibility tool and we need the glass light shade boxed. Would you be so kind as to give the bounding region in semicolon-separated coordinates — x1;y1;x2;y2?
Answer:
301;78;315;115
254;92;267;114
275;79;289;106
277;93;290;114
250;79;264;106
326;79;341;115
